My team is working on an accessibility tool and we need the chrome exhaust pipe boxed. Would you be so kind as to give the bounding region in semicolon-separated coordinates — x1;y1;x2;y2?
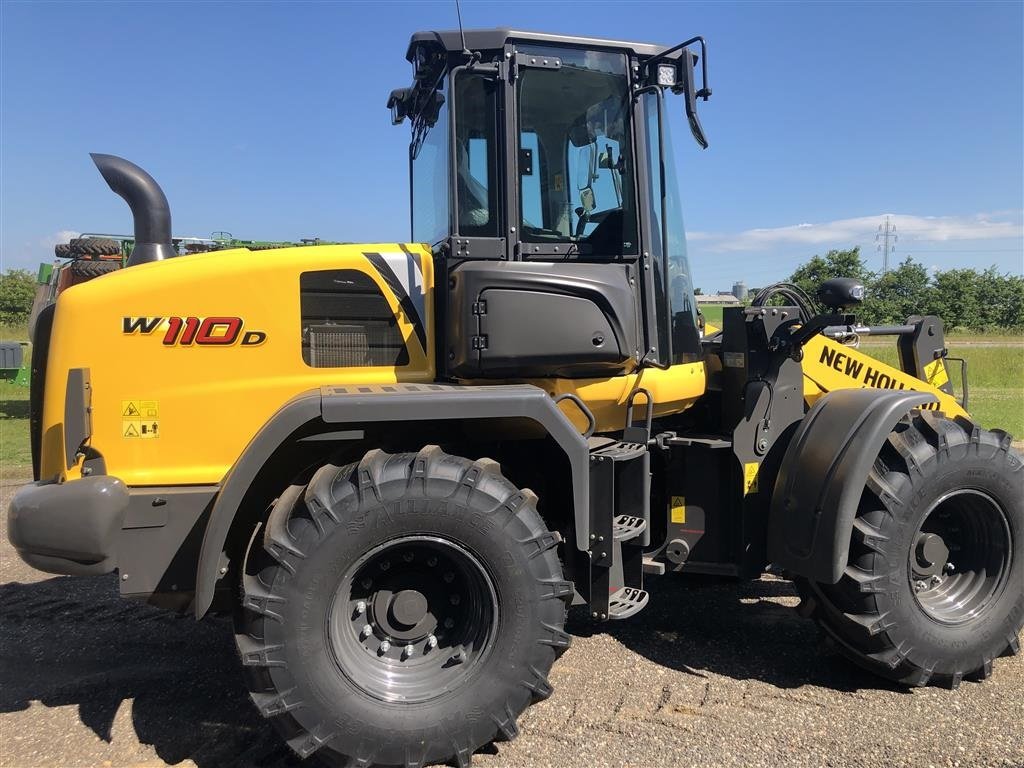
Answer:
90;153;175;266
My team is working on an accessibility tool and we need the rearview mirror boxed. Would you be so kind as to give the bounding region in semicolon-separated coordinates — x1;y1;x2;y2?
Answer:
679;52;708;150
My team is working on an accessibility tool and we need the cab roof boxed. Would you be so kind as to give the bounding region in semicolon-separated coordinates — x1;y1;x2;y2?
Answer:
406;28;672;61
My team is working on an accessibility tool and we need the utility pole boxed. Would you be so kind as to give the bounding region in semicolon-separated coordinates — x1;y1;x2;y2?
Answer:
876;216;898;275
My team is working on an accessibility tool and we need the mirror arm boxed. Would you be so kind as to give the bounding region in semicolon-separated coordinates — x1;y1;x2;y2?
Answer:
645;36;711;101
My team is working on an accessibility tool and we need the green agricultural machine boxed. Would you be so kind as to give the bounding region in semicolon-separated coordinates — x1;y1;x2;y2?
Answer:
28;232;340;341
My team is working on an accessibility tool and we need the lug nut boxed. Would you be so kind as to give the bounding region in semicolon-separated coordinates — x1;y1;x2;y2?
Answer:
360;624;372;639
930;575;942;587
361;577;372;589
427;557;438;567
354;600;367;616
443;571;455;583
944;562;955;573
378;640;391;655
450;594;461;606
914;580;928;593
402;644;415;660
444;618;455;629
403;552;414;562
426;635;438;650
379;560;391;571
450;650;466;665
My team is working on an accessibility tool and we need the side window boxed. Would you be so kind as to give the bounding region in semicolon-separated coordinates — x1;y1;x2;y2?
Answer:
300;270;409;368
455;73;499;236
411;80;449;245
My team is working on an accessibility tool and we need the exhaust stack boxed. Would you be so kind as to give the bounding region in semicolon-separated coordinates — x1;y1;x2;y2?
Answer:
90;153;175;266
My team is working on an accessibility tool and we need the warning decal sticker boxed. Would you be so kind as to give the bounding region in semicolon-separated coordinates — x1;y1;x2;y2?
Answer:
670;496;686;524
923;358;950;388
122;400;159;439
743;462;759;495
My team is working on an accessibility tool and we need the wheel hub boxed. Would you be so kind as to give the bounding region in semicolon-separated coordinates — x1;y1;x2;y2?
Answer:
328;536;498;703
390;589;428;627
913;532;950;579
909;489;1012;625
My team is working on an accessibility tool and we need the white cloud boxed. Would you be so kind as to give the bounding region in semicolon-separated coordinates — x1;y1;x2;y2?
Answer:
689;212;1024;253
40;230;81;249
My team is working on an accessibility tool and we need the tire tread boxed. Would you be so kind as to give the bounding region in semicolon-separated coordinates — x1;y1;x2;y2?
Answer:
234;449;567;767
798;412;1023;688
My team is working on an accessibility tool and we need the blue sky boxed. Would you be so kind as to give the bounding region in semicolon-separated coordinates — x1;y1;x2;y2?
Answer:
1;1;1021;292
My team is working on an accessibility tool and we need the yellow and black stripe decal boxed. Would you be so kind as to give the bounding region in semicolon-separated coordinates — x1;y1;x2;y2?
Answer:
364;251;427;354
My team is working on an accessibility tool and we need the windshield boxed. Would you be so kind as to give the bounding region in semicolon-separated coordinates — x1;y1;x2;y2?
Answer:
643;91;700;363
516;46;637;255
410;79;449;245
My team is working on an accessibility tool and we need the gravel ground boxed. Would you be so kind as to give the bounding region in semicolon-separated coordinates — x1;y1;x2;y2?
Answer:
2;475;1022;768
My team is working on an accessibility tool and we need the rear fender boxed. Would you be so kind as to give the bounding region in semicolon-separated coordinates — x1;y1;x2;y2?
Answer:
768;388;936;583
193;383;589;618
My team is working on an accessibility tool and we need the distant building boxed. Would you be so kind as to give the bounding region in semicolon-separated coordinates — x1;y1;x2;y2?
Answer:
696;293;742;306
732;281;747;301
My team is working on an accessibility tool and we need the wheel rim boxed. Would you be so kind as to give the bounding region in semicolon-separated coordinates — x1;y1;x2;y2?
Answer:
327;536;498;703
909;489;1012;625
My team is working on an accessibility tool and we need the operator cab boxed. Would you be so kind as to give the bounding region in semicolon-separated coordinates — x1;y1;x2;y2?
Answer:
389;29;712;379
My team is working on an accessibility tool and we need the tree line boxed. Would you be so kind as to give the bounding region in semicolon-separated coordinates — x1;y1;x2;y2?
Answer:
0;269;37;327
786;248;1024;331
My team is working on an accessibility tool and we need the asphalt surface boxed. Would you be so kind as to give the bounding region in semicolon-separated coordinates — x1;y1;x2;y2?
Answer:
2;476;1022;768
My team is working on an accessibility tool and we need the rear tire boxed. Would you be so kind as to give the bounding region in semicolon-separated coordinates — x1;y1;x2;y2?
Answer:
68;237;121;257
66;259;119;280
234;447;571;767
797;412;1023;688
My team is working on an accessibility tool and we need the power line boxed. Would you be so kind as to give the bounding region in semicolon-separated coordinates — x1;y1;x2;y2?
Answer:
875;216;898;274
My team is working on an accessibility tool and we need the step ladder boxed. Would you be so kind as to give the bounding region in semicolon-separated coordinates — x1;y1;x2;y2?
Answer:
585;389;653;621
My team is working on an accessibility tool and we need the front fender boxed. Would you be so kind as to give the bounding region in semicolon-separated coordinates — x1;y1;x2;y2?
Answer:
768;388;937;583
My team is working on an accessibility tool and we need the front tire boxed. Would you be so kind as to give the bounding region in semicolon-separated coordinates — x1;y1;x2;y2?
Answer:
798;412;1023;688
235;447;571;767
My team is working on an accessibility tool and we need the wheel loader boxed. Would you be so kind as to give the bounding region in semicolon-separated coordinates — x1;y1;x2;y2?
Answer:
8;27;1022;768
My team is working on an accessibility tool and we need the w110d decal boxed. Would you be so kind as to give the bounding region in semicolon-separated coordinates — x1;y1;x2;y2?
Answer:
123;316;267;346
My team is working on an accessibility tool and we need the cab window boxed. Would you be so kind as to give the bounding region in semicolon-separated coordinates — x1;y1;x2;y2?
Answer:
454;73;500;237
516;46;637;256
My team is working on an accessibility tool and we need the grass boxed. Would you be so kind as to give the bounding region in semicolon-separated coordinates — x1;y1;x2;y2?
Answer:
700;304;725;326
1;379;31;477
0;322;32;476
0;322;29;342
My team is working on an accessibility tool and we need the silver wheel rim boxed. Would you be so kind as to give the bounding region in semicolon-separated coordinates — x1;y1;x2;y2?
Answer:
327;535;499;703
909;489;1012;626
